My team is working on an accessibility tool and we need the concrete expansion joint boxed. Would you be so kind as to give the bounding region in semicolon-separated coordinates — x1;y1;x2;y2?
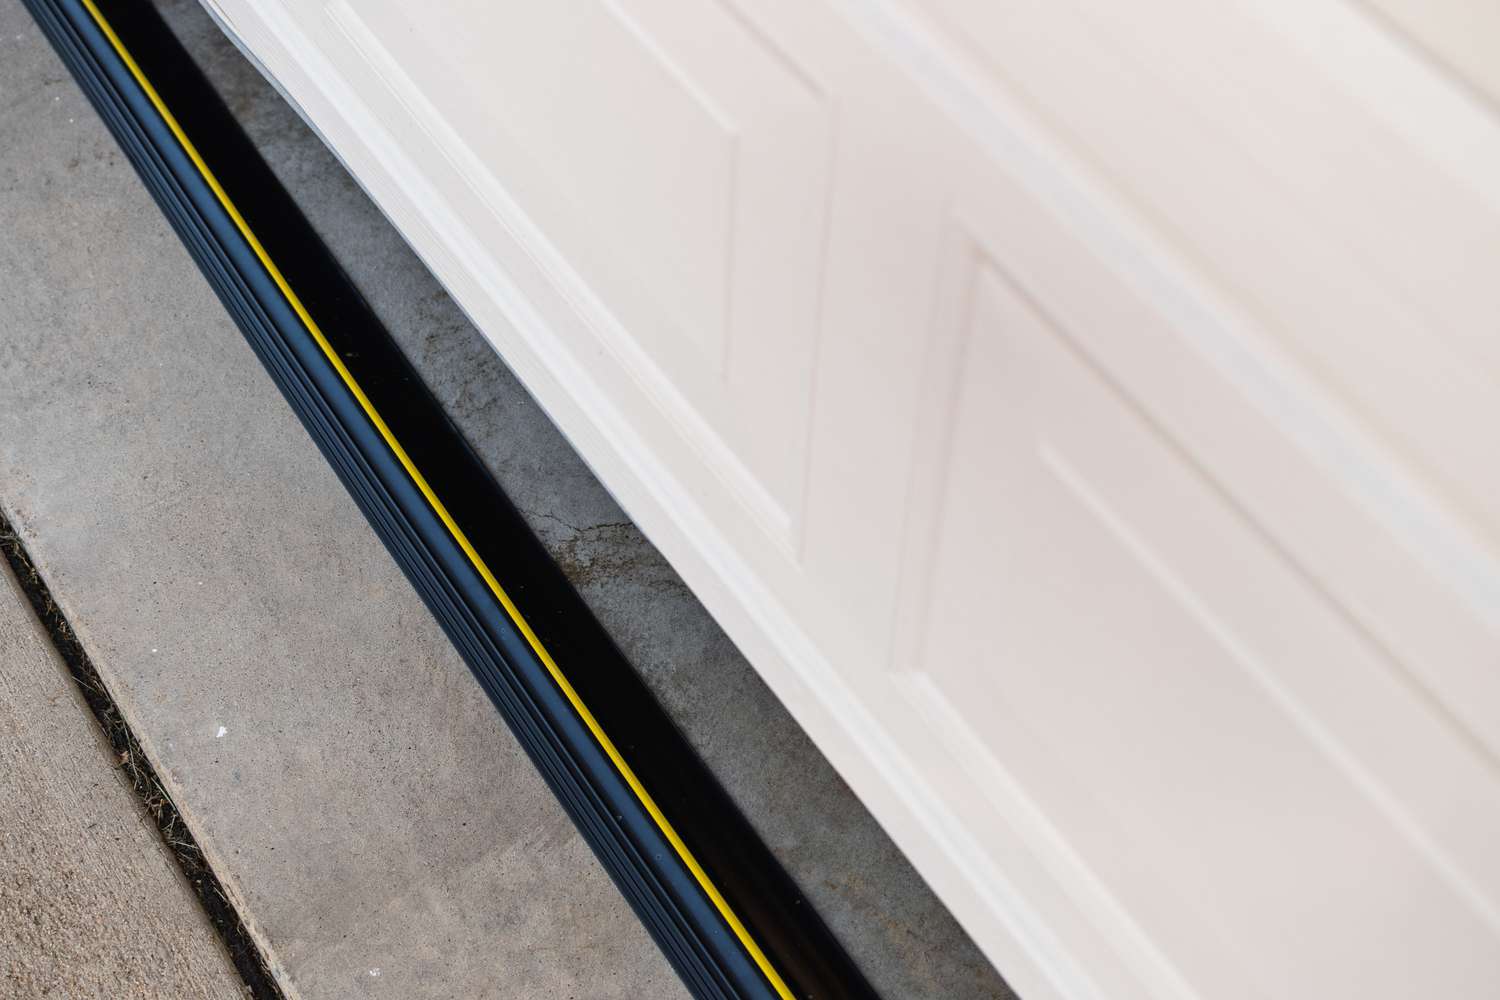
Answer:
0;501;286;1000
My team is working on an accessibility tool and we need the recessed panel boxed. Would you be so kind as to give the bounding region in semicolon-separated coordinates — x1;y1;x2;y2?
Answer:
907;259;1500;999
353;0;733;362
342;0;832;545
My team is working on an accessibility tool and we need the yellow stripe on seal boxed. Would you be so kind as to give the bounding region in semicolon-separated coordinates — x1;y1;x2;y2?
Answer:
74;1;794;995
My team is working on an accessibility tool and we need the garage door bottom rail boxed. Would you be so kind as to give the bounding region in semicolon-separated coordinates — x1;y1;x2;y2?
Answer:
22;1;879;997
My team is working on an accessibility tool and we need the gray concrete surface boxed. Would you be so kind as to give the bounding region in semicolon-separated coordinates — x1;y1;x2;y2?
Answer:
0;563;247;1000
0;3;683;997
0;0;1015;995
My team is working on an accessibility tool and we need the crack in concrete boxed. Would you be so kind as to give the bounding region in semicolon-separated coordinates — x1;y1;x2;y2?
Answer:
521;508;633;537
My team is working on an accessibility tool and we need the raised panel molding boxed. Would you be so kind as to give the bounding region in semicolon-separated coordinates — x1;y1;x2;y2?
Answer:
911;0;1500;551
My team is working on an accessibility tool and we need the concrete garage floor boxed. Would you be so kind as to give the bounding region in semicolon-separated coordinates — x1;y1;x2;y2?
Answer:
0;0;1015;997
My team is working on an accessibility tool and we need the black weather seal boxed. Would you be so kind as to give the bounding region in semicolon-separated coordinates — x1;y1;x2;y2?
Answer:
21;1;880;998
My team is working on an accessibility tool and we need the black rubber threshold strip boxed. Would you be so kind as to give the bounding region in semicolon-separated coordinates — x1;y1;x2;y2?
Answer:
22;1;879;998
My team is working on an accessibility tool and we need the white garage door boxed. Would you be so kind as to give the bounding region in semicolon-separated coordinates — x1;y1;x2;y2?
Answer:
202;0;1500;996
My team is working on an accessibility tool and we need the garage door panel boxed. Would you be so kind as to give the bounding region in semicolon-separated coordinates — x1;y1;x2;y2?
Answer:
903;251;1500;999
338;0;833;545
912;0;1500;546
